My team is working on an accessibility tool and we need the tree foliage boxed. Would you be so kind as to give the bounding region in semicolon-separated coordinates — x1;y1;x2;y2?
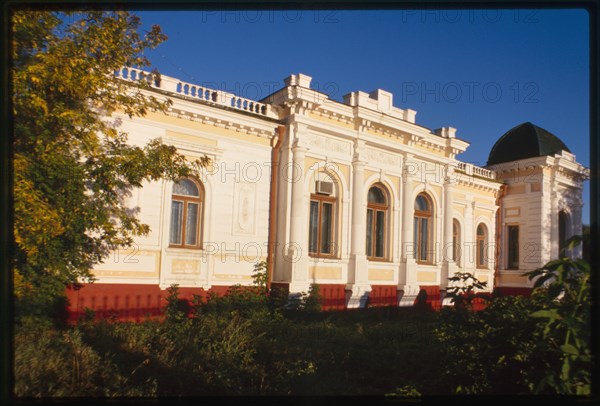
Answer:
12;10;207;315
435;235;592;396
525;235;592;395
444;271;491;310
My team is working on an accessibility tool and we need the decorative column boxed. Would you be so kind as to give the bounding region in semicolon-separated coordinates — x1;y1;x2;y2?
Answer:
401;160;415;263
287;139;310;294
488;206;499;291
350;159;367;259
465;200;475;272
441;169;455;287
398;153;419;306
347;140;370;308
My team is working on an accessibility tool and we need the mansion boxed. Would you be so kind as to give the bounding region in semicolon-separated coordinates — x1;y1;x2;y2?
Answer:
66;68;589;318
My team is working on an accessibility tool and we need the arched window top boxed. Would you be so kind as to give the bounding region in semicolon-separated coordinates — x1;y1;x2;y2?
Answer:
477;224;486;236
559;210;568;223
414;193;431;212
368;185;387;205
173;178;200;197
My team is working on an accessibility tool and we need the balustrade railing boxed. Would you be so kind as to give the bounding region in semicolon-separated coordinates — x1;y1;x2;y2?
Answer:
455;161;496;180
114;67;276;119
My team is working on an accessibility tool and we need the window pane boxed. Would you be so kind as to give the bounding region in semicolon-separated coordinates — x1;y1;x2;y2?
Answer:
368;186;386;204
453;243;461;264
366;209;373;256
375;210;385;258
508;226;519;269
452;220;460;263
185;203;199;246
559;211;567;254
169;201;183;245
173;179;199;196
321;202;333;254
420;218;428;261
477;224;485;236
415;195;428;211
309;201;319;253
478;240;484;266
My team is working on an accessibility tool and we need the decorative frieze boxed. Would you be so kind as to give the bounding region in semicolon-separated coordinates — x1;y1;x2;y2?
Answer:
363;147;402;167
303;132;352;155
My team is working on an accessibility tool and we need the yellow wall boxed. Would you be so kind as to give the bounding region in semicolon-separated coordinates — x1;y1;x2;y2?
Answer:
417;271;437;283
305;158;349;187
166;130;218;146
309;266;342;280
144;111;272;146
368;268;394;281
474;209;494;220
453;204;465;217
92;250;160;279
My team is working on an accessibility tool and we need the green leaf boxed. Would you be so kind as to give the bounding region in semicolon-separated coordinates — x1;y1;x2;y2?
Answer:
560;344;579;356
530;309;560;319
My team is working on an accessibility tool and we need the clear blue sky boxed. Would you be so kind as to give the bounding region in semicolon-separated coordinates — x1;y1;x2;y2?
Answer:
137;8;590;224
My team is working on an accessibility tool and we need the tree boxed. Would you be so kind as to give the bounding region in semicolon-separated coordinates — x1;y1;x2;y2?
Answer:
12;10;207;317
525;235;591;395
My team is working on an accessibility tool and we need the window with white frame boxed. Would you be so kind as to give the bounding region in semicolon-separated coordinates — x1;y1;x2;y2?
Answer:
169;178;203;249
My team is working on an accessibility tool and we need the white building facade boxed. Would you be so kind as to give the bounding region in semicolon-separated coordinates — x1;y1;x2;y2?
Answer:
66;69;588;318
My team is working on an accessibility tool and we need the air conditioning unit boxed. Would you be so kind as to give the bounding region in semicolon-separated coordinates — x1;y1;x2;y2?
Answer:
316;180;333;195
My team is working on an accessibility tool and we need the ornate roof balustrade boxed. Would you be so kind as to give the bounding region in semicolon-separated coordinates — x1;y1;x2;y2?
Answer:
457;161;497;180
114;67;278;119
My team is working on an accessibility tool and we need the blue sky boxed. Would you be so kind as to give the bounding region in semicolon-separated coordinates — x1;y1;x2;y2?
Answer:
137;8;590;224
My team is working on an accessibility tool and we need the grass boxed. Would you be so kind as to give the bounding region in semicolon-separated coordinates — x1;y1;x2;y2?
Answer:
14;304;447;397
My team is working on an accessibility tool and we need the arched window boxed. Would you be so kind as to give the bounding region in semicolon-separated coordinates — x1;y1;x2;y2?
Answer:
558;210;568;256
476;224;488;268
366;184;389;260
169;178;203;248
309;174;337;258
452;219;461;266
414;193;433;263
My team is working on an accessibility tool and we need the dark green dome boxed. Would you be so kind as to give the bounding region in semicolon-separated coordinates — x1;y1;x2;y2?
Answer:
487;122;570;165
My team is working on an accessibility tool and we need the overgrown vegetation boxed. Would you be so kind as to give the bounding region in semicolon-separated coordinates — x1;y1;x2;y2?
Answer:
434;235;592;395
15;247;592;397
15;263;444;396
12;10;208;318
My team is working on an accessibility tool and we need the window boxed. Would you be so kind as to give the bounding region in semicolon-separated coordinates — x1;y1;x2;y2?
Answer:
309;194;336;257
507;225;519;269
366;184;388;260
414;193;433;263
452;219;461;266
476;224;488;268
169;178;203;248
558;211;568;256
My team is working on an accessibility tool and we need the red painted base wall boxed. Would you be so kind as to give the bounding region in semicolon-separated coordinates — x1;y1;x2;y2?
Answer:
67;281;524;322
318;284;346;310
414;285;441;310
66;283;231;322
369;285;398;307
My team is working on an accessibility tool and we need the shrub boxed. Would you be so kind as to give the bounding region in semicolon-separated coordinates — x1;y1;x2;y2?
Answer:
436;235;591;395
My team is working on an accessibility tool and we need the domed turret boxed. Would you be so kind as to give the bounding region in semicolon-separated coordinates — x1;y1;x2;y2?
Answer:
487;122;570;165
